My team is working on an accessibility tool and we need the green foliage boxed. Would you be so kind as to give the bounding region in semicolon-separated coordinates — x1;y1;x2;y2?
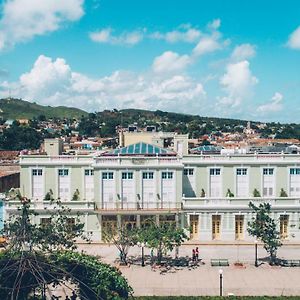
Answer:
53;251;133;300
2;198;88;252
0;197;132;299
0;122;42;150
44;189;54;201
0;97;87;119
0;250;132;299
226;189;234;197
200;188;206;197
247;202;282;263
253;188;261;197
137;222;189;264
72;188;80;201
102;224;138;265
279;188;288;197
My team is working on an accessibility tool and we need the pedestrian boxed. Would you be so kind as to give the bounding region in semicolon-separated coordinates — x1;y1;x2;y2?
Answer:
195;247;199;262
150;248;154;265
192;248;196;262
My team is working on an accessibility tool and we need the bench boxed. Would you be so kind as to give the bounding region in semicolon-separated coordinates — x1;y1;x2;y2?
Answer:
280;259;300;267
211;259;229;267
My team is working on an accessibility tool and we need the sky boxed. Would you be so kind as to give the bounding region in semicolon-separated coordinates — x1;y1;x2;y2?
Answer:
0;0;299;123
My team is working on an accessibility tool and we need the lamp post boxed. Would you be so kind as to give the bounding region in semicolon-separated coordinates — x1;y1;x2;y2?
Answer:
254;240;258;267
219;269;223;297
137;242;145;267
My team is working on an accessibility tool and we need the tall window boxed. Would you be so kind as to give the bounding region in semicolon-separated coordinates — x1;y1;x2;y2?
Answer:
121;172;135;207
58;169;70;200
102;172;115;208
280;215;289;239
212;215;221;240
210;168;221;197
262;168;275;197
32;168;43;199
142;172;155;208
84;169;94;200
183;168;196;197
290;168;300;197
236;168;248;197
161;171;175;205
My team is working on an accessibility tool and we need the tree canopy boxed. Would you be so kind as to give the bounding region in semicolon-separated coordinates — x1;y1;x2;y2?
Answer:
247;202;282;264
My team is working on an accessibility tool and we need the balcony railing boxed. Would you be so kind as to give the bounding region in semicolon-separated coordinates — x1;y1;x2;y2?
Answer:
97;201;181;210
93;157;182;167
5;200;95;212
182;196;300;209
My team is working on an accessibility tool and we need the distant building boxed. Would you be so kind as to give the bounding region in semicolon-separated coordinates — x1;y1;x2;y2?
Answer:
119;129;188;156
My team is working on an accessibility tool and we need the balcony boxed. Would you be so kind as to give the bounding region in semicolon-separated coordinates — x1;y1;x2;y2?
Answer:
93;156;182;168
5;200;95;213
182;196;300;210
96;201;181;212
183;153;300;165
19;155;93;165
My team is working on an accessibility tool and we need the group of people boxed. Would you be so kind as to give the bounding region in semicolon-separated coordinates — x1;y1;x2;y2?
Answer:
192;247;200;262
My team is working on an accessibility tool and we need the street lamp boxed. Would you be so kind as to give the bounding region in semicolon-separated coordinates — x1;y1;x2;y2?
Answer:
219;269;223;297
137;242;145;267
254;240;258;267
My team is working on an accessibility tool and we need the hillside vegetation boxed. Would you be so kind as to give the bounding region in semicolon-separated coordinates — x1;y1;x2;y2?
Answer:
0;98;88;119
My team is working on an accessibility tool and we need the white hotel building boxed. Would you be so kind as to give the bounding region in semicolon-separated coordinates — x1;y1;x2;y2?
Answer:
5;138;300;243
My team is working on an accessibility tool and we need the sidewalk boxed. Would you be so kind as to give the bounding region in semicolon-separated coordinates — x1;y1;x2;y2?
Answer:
78;244;300;296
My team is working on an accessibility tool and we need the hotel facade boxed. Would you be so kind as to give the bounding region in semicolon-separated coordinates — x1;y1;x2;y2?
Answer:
5;139;300;243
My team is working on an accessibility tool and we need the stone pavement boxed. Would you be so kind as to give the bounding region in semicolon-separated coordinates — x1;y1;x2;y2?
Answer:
78;244;300;296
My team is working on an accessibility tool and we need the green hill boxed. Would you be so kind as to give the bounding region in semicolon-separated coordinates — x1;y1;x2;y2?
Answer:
0;98;88;119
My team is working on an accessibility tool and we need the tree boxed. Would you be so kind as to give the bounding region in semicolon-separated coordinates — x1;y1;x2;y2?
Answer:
247;202;282;264
137;222;189;264
3;198;88;253
0;123;42;150
0;197;132;299
102;223;138;265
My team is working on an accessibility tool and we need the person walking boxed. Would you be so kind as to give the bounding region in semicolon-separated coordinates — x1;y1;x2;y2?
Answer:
195;247;199;262
192;248;196;262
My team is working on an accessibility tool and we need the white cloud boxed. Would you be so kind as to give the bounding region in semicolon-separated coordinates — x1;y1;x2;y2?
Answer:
89;28;144;46
89;29;143;46
1;54;206;114
218;60;258;107
231;44;256;61
152;51;191;74
0;0;84;50
150;25;201;43
257;92;283;113
207;19;221;30
287;26;300;50
192;35;222;57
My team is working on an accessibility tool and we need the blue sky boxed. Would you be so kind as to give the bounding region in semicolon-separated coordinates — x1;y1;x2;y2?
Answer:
0;0;299;123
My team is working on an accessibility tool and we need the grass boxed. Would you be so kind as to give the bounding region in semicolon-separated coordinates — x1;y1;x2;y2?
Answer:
135;297;300;299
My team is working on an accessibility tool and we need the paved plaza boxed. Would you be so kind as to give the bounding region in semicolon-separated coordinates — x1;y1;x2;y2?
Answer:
79;243;300;297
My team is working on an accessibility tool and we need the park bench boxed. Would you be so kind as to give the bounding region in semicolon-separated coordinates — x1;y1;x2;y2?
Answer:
211;259;229;267
280;259;300;267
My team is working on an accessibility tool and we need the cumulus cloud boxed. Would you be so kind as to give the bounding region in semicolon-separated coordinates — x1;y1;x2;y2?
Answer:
19;55;72;102
150;25;201;43
287;26;300;50
89;28;144;46
207;19;221;30
0;0;84;50
192;35;221;56
1;55;206;114
218;60;258;107
152;51;191;74
231;44;256;61
257;92;283;113
89;21;222;46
